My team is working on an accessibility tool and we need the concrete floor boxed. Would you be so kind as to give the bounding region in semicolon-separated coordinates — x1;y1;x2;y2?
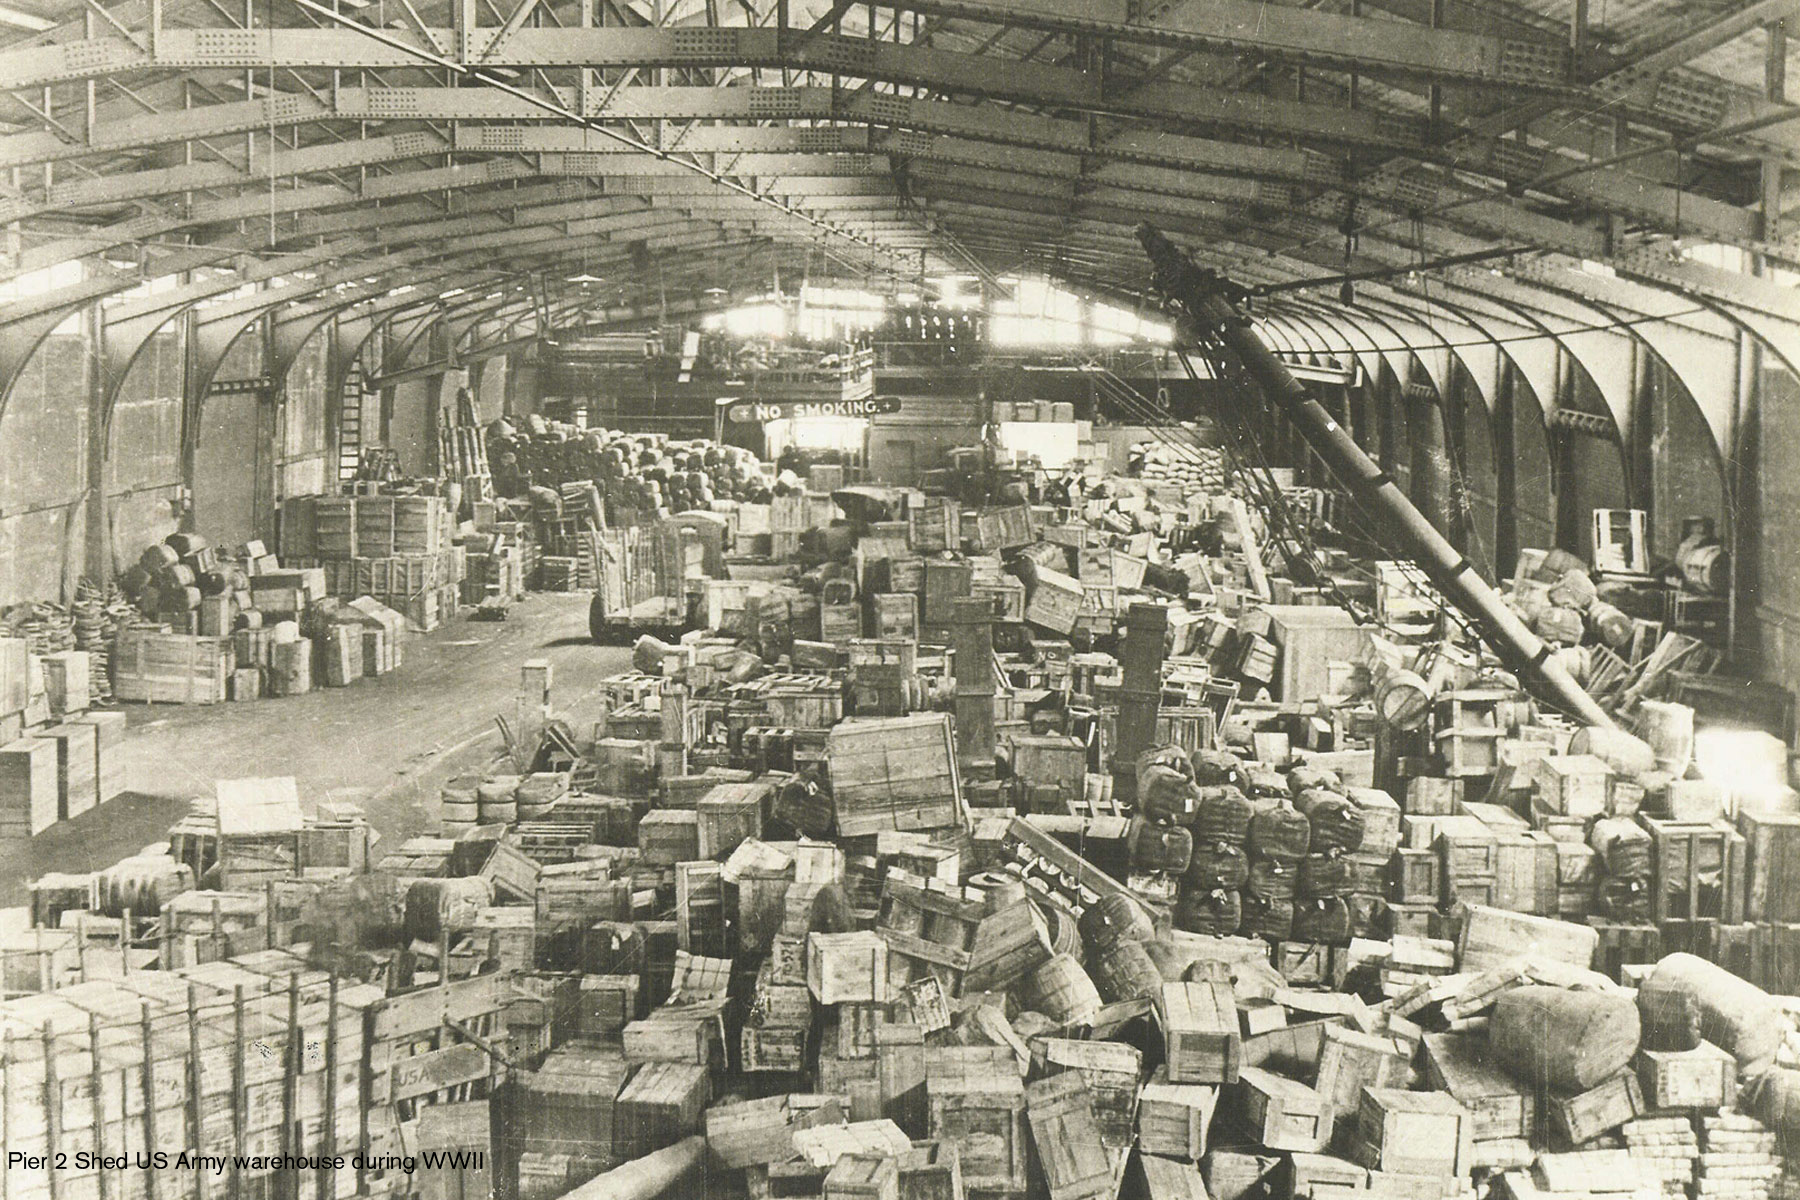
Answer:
0;593;636;905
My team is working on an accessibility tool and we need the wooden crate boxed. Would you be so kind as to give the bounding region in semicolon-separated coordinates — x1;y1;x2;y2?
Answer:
1550;1071;1642;1146
1531;755;1611;819
639;809;701;865
807;930;890;1004
67;710;127;804
897;1141;964;1200
613;1061;709;1159
1635;1041;1733;1111
1387;849;1439;903
1158;981;1240;1085
1137;1066;1217;1162
1421;1032;1535;1142
1588;920;1661;982
1315;1024;1409;1129
827;713;962;837
1492;831;1558;916
697;781;768;859
40;722;97;822
929;1074;1027;1196
1458;904;1597;972
577;974;640;1038
1025;1072;1114;1200
1202;1149;1283;1200
1234;1066;1331;1152
1737;810;1800;923
111;630;229;704
1023;567;1083;635
509;1043;631;1155
1353;1088;1472;1178
826;1154;899;1200
1644;816;1745;924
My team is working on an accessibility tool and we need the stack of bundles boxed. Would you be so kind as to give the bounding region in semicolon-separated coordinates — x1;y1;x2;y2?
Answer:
1290;765;1363;945
71;578;134;703
1131;440;1229;492
1127;746;1195;910
491;424;773;516
1502;547;1645;658
1181;762;1253;937
1244;790;1310;941
118;532;243;629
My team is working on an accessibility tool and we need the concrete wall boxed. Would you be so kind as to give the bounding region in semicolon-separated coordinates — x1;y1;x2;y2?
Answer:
0;332;90;604
282;329;330;503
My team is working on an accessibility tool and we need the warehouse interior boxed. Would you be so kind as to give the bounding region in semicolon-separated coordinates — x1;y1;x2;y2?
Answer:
3;0;1800;1198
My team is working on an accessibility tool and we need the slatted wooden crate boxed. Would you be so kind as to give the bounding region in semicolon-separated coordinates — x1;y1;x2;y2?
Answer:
1025;1072;1115;1200
827;713;962;837
1158;980;1240;1085
1352;1088;1473;1178
0;737;59;838
1635;1041;1733;1111
612;1061;709;1160
112;630;230;704
929;1073;1027;1196
1234;1066;1332;1153
1138;1067;1217;1162
1644;816;1745;924
1550;1072;1643;1146
1422;1032;1535;1142
1736;809;1800;923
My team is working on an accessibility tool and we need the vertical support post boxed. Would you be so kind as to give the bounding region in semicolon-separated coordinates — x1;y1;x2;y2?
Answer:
1763;18;1786;245
186;984;208;1200
88;1014;106;1200
42;1023;60;1200
84;302;110;592
1569;0;1588;71
950;597;996;775
1112;602;1168;806
230;986;245;1198
140;1004;159;1200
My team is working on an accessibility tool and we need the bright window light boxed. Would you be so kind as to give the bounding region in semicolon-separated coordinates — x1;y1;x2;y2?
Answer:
0;259;82;303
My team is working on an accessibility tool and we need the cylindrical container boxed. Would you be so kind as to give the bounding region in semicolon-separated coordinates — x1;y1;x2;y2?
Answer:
1374;670;1432;731
139;543;180;572
1570;725;1657;778
405;877;494;943
975;873;1029;912
1586;600;1634;649
1638;953;1782;1075
515;774;563;819
1677;541;1730;595
1533;605;1586;646
1023;953;1102;1027
477;780;519;825
1035;895;1080;957
1090;939;1164;1004
1534;547;1588;582
1637;700;1696;775
1078;892;1155;952
441;776;481;825
96;856;195;918
1490;985;1641;1092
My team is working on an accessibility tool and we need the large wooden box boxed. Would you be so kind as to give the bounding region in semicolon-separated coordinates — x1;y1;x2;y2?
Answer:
1024;1073;1113;1200
930;1074;1027;1195
1234;1065;1331;1152
828;713;962;837
112;630;229;704
0;738;58;838
42;722;97;821
1531;755;1611;819
1158;980;1240;1085
1137;1066;1217;1161
808;930;890;1004
1635;1041;1733;1111
1353;1088;1472;1177
696;781;768;859
68;709;127;803
1549;1072;1642;1146
1738;809;1800;923
1265;605;1369;702
613;1061;709;1160
1422;1032;1535;1141
1458;904;1597;971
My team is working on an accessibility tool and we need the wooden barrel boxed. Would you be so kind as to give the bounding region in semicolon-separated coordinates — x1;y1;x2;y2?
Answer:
1569;725;1657;778
139;543;180;572
1034;895;1080;957
1586;600;1634;649
1677;541;1730;595
96;855;194;917
1023;954;1102;1026
1490;985;1640;1092
973;872;1029;912
1637;700;1695;775
1639;953;1781;1075
1090;939;1164;1004
405;876;494;943
1078;892;1155;952
1374;670;1432;731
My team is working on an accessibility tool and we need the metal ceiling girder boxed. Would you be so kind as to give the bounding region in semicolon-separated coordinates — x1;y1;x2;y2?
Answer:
454;122;871;154
877;0;1567;87
0;239;250;326
104;236;366;325
1353;284;1501;411
0;92;330;170
1510;255;1740;458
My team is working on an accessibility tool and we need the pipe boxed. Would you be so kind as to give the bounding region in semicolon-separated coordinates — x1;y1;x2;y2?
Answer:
1137;223;1614;730
557;1135;705;1200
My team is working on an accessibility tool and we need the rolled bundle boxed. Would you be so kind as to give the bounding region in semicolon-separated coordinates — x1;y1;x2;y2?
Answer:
1024;954;1102;1027
1533;548;1588;582
1586;600;1634;649
1174;888;1242;937
1589;818;1652;877
1294;789;1364;854
96;855;195;917
159;562;197;589
1193;785;1253;845
1291;897;1352;945
1138;766;1197;825
165;532;209;558
1287;765;1343;796
1548;569;1598;610
1191;749;1247;790
139;543;180;572
1638;953;1782;1075
1136;744;1193;783
1755;1069;1800;1155
1569;725;1658;778
1534;606;1586;646
1297;853;1352;899
1593;875;1652;922
1490;985;1640;1092
1245;854;1299;902
1245;767;1290;799
1248;801;1312;859
1078;892;1155;952
1127;816;1192;873
1185;843;1250;891
404;876;494;943
440;777;480;826
1090;939;1165;1004
632;634;683;674
477;780;519;825
1239;895;1294;940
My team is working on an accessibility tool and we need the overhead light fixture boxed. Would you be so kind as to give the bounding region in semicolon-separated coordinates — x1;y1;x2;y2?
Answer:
0;5;55;31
